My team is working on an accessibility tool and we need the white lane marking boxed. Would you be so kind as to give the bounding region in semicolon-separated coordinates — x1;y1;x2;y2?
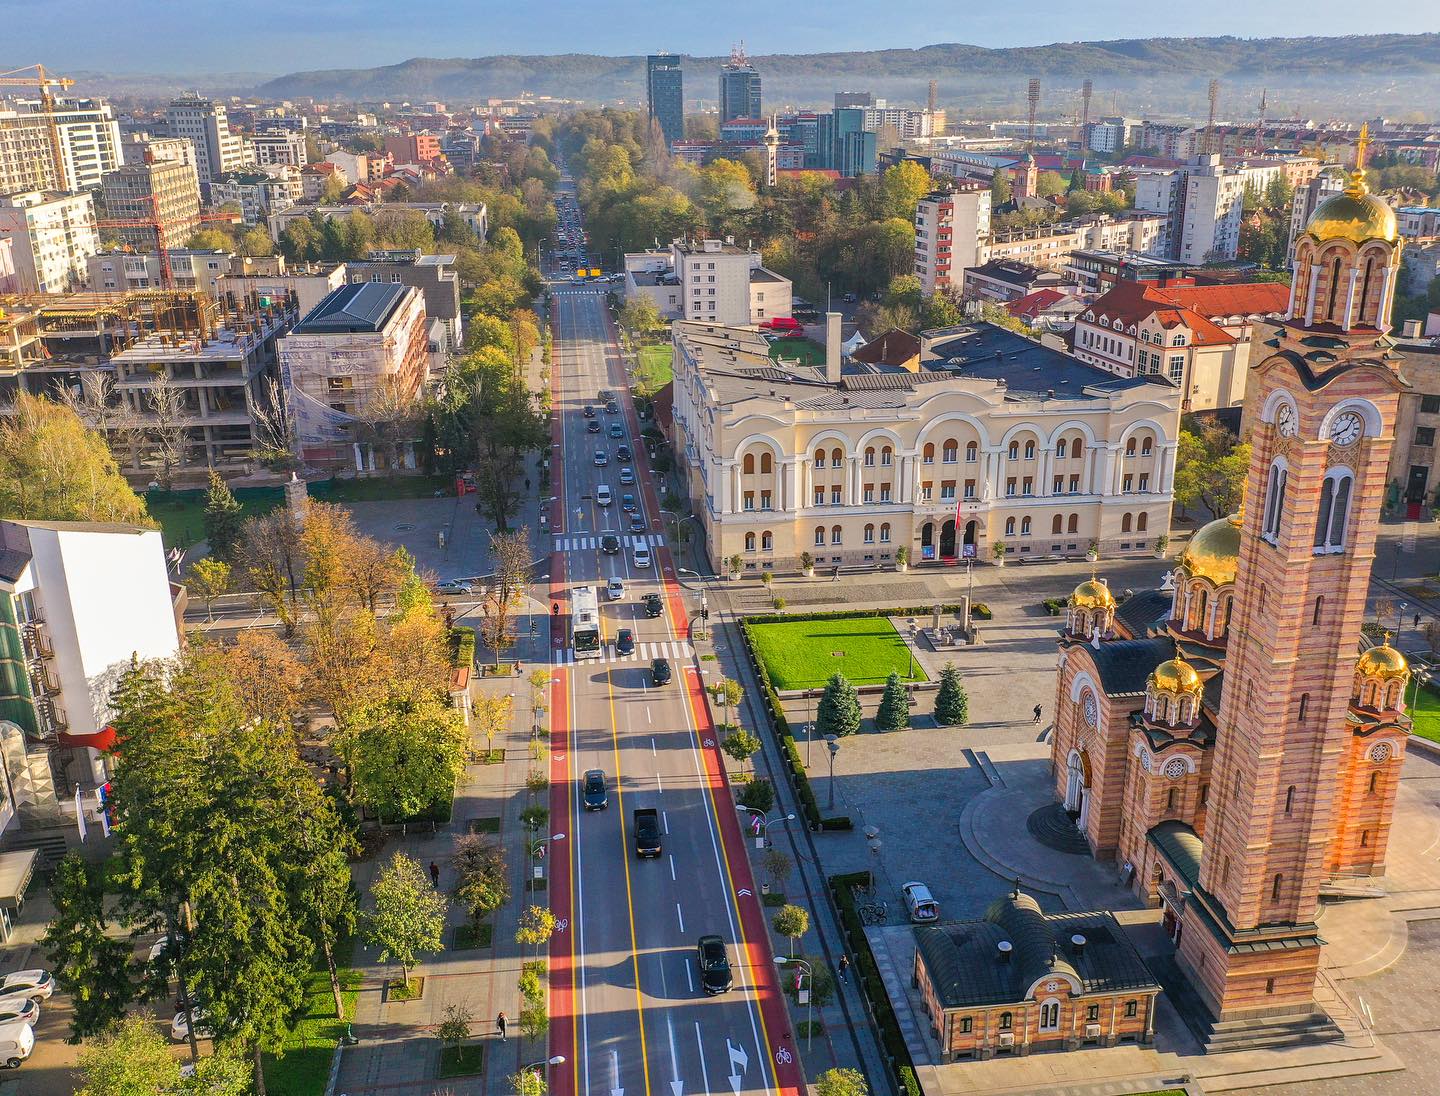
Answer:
662;810;670;835
656;771;664;794
685;960;694;995
650;734;656;751
669;854;676;881
694;1023;710;1095
675;902;685;934
648;708;653;726
665;1014;683;1096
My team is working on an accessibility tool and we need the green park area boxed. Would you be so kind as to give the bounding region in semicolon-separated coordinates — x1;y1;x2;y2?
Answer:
1411;683;1440;744
749;616;927;691
634;343;673;397
769;337;826;369
262;955;361;1095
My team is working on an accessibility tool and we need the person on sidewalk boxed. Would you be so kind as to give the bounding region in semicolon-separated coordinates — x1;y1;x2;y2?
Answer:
1033;704;1043;724
838;955;850;984
496;1012;508;1041
429;861;440;889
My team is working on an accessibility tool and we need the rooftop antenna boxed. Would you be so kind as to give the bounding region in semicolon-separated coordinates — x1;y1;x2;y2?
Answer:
1026;77;1041;151
1078;78;1093;149
1203;78;1220;156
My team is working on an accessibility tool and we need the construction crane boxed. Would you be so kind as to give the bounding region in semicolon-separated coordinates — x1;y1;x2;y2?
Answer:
0;64;76;191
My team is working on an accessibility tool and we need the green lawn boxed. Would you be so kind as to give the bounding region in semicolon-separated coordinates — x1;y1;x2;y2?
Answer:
749;616;927;691
262;957;361;1096
769;337;826;368
1412;683;1440;744
635;343;673;397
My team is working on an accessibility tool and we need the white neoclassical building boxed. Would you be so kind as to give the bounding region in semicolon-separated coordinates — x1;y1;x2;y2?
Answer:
668;319;1183;573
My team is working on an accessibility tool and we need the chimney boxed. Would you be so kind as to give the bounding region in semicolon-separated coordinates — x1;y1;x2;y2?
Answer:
825;311;843;383
996;940;1013;963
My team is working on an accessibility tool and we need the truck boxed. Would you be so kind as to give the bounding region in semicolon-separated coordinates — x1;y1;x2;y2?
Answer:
633;808;661;858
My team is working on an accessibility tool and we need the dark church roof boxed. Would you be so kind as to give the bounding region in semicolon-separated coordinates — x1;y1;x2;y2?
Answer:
1149;821;1203;889
1114;589;1172;638
1088;637;1175;697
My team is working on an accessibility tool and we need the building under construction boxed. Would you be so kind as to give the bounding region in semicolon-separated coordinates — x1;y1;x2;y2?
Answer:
0;285;297;478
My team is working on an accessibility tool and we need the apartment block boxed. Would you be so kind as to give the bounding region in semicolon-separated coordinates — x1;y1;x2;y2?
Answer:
0;191;98;294
120;132;200;194
1;97;122;192
248;130;308;168
624;239;791;325
100;159;201;251
982;213;1167;271
1286;172;1345;266
383;133;442;164
1135;156;1289;263
0;108;59;194
87;249;231;295
216;260;348;323
914;183;992;297
164;96;248;194
346;250;463;353
301;162;347;202
210;168;302;225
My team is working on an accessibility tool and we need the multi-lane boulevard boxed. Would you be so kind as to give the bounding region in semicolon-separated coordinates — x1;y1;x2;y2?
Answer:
541;232;804;1096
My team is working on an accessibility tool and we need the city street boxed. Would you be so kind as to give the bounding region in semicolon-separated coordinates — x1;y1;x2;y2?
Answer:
543;270;804;1096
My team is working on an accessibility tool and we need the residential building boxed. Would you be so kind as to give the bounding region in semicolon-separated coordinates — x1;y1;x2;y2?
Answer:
216;260;348;321
164;96;248;195
1006;288;1087;331
849;329;921;371
1396;206;1440;239
100;159;202;252
962;259;1075;305
267;200;486;244
1065;250;1195;295
914;184;992;297
210;168;302;225
1387;322;1440;517
1135;156;1289;262
1087;117;1141;154
1401;239;1440;297
326;149;387;185
346;250;463;353
913;891;1160;1060
0;191;98;294
0;97;122;192
300;162;347;202
669;315;1180;574
1071;279;1290;410
0;105;58;195
718;46;761;124
0;519;181;832
982;213;1167;272
624;239;791;325
1286;172;1345;266
120;132;200;196
248;130;308;168
646;55;684;147
87;248;231;295
383;133;442;165
278;282;430;470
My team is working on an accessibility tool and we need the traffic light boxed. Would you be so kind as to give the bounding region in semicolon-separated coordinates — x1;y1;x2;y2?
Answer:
701;607;710;620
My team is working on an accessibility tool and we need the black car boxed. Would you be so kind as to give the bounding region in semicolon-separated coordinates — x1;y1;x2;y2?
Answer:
616;628;635;655
651;657;672;686
605;402;620;415
643;593;663;618
583;405;596;418
587;420;602;433
616;445;632;463
583;769;608;811
696;935;733;995
600;534;621;555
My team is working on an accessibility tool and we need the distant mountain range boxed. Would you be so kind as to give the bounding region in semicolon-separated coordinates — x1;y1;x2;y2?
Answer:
249;35;1440;118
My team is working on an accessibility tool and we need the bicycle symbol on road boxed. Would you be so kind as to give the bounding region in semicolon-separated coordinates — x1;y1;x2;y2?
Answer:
775;1046;793;1065
555;918;569;933
703;738;715;748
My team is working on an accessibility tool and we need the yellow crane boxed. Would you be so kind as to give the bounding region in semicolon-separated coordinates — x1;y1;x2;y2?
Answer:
0;64;77;191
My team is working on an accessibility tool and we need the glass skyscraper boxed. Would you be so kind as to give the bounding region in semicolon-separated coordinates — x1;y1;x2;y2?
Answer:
646;54;684;146
718;48;761;124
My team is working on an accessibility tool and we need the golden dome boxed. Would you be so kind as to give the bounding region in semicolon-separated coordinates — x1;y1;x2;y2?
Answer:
1179;512;1242;587
1150;657;1202;694
1305;189;1397;245
1070;575;1115;610
1356;638;1409;682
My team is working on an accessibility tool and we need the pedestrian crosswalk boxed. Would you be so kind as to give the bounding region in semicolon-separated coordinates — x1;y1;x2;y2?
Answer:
553;533;665;552
553;639;694;667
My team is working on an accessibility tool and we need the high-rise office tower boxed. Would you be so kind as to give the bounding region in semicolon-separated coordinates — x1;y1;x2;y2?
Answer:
646;55;684;146
718;45;761;124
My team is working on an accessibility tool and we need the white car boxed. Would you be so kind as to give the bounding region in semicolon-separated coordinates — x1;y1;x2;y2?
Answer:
0;971;51;1002
633;544;652;569
0;1021;32;1068
596;485;613;506
0;996;38;1028
607;577;626;601
172;1007;214;1042
901;881;940;923
435;580;475;595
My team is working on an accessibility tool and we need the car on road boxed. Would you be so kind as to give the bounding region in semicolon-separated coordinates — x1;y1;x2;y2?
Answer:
0;1021;32;1069
621;493;636;512
650;657;671;686
583;405;596;418
696;935;733;995
609;422;625;438
616;628;635;655
594;450;608;466
607;577;626;601
596;485;613;506
842;292;857;303
600;534;621;555
618;467;635;485
583;769;608;811
0;972;51;1003
633;807;662;857
616;445;632;462
606;401;620;414
0;998;38;1028
172;1007;214;1042
587;420;601;433
643;593;663;618
633;544;652;569
902;881;940;922
629;514;647;534
435;580;475;596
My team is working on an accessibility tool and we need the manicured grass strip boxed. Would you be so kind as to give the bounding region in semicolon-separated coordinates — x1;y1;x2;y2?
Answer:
262;958;361;1096
748;617;928;691
438;1043;486;1078
635;344;673;396
1411;683;1440;744
769;337;826;367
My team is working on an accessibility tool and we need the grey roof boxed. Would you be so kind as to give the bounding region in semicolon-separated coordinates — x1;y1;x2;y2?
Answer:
749;267;785;283
927;325;1163;401
1088;637;1175;697
1114;589;1172;638
293;282;411;335
915;892;1159;1010
1149;821;1203;889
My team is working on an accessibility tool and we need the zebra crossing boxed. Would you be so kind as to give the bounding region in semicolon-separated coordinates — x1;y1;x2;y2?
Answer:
553;533;665;553
552;639;694;667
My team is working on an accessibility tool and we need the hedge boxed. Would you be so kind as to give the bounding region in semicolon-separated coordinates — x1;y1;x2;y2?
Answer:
450;626;476;669
830;872;921;1096
744;605;969;627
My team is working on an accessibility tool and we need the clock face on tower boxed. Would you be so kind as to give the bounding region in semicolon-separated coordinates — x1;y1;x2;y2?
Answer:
1329;411;1364;447
1276;403;1297;438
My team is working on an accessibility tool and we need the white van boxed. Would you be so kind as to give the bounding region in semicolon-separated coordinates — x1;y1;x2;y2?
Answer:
633;544;652;569
0;1020;33;1068
596;485;613;506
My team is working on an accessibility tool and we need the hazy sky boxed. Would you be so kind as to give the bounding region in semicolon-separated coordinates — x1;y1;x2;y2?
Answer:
8;0;1440;74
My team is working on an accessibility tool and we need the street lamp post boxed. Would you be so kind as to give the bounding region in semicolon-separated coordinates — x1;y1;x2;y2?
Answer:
774;957;815;1053
825;734;839;811
804;690;814;769
865;825;883;897
737;805;796;849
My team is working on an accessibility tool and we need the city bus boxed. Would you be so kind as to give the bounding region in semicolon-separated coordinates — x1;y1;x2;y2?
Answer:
571;585;601;660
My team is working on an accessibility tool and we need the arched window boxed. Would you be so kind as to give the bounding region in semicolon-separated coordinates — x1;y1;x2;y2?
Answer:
1166;787;1177;810
1385;681;1401;709
1057;439;1068;458
1313;596;1324;626
1368;771;1380;796
1072;438;1084;459
831;525;842;545
1285;786;1295;813
1126;437;1137;457
1326;255;1342;320
814;448;825;468
880;446;892;466
760;452;773;474
863;523;875;543
1021;516;1031;536
879;523;890;543
830;447;843;468
998;1012;1013;1031
1298;693;1308;721
1008;441;1019;460
923;442;935;464
743;454;755;474
1262;461;1288;541
762;530;773;551
965;441;977;463
1272;873;1283;902
1024;440;1036;460
1005;517;1015;536
942;439;958;463
1122;512;1133;533
745;532;756;552
1141;437;1153;456
864;447;875;467
1040;1001;1060;1030
960;1017;973;1034
1315;472;1353;552
1194;588;1208;634
814;526;825;546
1052;515;1063;535
1067;513;1078;534
1137;512;1148;532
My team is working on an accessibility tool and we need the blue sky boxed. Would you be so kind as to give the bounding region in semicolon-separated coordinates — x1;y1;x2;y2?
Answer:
6;0;1440;74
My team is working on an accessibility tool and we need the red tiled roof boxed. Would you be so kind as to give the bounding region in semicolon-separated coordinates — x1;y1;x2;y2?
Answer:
1161;282;1291;319
1082;279;1288;348
1005;288;1071;321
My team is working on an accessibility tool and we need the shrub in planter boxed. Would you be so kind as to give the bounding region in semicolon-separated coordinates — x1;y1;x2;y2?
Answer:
799;551;815;576
1041;597;1067;616
772;596;787;611
971;603;992;620
737;777;776;814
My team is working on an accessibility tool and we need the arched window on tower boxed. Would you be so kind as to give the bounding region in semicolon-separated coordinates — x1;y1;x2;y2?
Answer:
1326;254;1343;321
760;452;773;474
1359;254;1376;326
1272;873;1284;902
1369;771;1380;796
1285;786;1295;814
1262;461;1288;542
1313;596;1324;626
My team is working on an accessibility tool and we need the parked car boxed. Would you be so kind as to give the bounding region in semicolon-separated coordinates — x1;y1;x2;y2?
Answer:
619;467;635;485
600;534;621;555
583;769;608;810
0;972;51;1003
643;593;664;618
435;580;474;595
633;544;652;569
0;997;38;1028
902;881;940;922
171;1007;214;1042
607;577;626;601
616;628;636;655
0;1021;32;1068
696;935;733;995
650;657;672;685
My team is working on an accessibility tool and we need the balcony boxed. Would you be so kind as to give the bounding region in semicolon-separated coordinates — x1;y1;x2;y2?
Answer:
20;621;52;661
35;695;67;737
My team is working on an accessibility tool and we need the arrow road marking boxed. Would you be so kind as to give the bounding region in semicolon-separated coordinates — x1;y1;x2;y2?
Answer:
666;1014;683;1096
726;1038;748;1095
610;1049;623;1096
737;888;752;898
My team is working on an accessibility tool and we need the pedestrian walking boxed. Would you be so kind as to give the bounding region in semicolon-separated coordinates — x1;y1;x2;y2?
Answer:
1033;704;1043;724
838;955;850;984
429;861;440;889
525;477;531;490
832;565;840;582
1415;613;1422;629
496;1012;508;1041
